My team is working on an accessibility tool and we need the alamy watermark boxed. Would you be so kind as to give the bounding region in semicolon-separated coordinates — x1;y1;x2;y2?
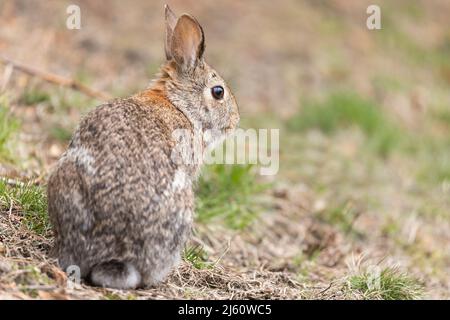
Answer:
367;5;382;30
171;127;280;176
66;4;81;30
65;4;384;32
66;265;81;289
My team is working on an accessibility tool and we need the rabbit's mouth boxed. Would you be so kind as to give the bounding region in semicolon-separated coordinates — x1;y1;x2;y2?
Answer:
223;126;232;131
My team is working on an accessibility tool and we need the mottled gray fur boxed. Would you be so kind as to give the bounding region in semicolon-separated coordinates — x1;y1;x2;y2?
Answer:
47;5;239;289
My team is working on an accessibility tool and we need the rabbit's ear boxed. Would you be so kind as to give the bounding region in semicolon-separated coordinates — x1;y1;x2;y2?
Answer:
171;14;205;70
165;4;178;60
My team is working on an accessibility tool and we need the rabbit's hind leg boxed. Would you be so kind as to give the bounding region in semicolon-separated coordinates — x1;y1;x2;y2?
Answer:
88;260;141;289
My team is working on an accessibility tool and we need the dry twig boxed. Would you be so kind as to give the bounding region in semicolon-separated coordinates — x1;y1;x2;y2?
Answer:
0;56;111;101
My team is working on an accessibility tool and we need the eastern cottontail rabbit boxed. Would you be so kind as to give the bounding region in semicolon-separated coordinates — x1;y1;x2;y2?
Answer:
47;5;239;289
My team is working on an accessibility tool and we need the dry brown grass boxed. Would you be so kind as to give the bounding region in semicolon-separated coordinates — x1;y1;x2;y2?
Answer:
0;181;338;300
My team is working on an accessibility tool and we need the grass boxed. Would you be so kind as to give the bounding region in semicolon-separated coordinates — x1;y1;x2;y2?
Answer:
196;164;268;230
104;292;137;300
183;245;212;270
288;91;403;157
16;265;54;298
381;218;401;238
416;137;450;185
371;74;410;94
20;85;95;112
50;89;95;112
17;265;53;286
428;151;450;184
317;202;363;238
432;108;450;127
20;88;51;105
376;7;450;83
0;96;20;162
347;266;423;300
0;179;50;235
419;153;450;185
49;125;73;142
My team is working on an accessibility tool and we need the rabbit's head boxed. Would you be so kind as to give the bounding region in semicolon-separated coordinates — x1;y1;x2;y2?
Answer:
154;5;240;143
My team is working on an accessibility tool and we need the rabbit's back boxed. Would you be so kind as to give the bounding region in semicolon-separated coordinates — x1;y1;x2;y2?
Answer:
47;97;195;285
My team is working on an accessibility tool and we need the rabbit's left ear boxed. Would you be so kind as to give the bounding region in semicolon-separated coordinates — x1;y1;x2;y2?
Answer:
165;4;178;60
171;14;205;70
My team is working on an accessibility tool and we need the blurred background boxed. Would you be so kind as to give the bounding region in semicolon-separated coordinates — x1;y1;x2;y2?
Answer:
0;0;449;299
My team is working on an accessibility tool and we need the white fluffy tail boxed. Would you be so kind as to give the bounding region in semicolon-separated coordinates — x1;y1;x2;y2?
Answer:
89;261;141;289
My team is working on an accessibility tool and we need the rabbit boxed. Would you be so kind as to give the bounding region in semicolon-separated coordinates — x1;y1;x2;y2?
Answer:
47;4;239;289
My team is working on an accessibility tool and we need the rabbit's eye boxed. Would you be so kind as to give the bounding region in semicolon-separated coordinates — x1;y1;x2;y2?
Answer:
211;86;224;100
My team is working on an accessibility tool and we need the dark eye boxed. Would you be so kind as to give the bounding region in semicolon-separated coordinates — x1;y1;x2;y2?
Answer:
211;86;224;100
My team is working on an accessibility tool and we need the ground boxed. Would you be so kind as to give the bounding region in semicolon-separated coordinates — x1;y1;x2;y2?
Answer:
0;0;449;299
